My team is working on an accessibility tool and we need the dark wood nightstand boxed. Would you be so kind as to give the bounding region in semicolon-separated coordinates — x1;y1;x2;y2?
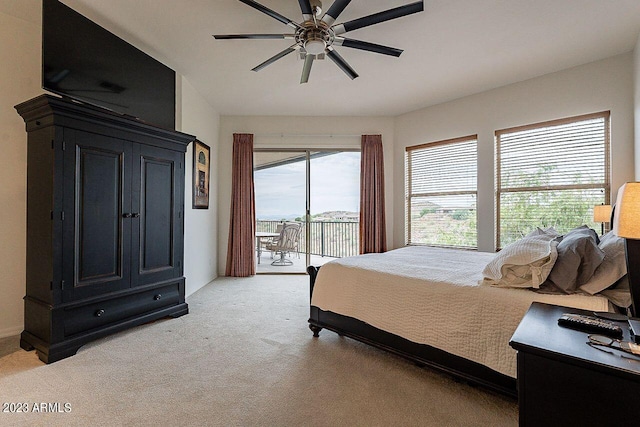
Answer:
510;302;640;427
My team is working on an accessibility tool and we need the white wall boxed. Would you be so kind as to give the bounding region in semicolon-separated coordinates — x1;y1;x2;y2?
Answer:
634;32;640;179
178;77;219;296
217;116;395;276
395;53;636;252
0;2;42;338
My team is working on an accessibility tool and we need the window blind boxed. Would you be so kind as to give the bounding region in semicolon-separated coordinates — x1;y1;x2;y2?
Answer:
496;112;610;248
406;135;477;248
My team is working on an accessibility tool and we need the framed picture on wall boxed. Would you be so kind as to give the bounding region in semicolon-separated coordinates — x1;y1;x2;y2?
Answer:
192;140;210;209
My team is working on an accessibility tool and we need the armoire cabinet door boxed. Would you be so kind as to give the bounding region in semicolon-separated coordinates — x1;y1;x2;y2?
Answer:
62;129;132;302
130;144;183;287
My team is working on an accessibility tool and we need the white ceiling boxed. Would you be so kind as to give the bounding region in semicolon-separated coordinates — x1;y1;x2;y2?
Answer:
51;1;640;116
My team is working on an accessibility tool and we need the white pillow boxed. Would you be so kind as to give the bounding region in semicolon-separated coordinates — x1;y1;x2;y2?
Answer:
579;231;627;295
481;234;559;289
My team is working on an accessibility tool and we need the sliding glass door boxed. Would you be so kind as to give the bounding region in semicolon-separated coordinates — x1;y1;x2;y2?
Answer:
254;149;360;273
309;151;361;260
254;151;307;273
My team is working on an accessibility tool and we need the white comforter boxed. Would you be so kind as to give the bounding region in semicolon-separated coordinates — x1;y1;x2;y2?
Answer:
311;246;610;378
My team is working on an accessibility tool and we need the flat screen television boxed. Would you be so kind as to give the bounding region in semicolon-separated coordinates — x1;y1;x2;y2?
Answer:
42;0;176;130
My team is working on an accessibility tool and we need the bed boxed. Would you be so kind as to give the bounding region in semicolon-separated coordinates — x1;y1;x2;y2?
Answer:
307;230;630;396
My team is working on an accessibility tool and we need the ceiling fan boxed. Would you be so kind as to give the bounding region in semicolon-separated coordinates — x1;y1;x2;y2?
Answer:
213;0;424;83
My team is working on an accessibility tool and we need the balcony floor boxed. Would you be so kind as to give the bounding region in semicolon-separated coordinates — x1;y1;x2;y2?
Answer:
256;251;339;274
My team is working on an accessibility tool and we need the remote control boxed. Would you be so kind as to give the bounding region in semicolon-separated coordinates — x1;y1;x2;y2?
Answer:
557;313;623;337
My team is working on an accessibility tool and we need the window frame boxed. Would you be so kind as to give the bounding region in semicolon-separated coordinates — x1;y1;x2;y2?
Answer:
405;134;478;248
495;111;611;249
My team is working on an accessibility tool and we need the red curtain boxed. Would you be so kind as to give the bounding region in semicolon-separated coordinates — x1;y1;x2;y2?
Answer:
226;133;256;277
359;135;387;254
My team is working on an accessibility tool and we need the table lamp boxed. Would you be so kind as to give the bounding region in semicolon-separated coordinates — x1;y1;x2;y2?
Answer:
593;204;612;235
613;182;640;317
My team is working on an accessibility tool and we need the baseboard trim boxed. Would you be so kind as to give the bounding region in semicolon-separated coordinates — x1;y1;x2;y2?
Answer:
0;325;23;339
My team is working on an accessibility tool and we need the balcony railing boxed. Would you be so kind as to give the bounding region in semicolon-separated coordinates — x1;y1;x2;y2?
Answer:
256;220;359;258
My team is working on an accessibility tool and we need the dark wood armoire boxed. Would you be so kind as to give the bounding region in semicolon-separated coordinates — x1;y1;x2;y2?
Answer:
15;94;195;363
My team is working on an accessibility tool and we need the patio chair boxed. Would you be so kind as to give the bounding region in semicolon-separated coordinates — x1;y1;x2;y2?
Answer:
261;223;283;259
266;222;302;266
270;223;283;245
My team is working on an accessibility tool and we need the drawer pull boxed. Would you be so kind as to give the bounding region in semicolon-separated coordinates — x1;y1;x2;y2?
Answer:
154;294;162;301
95;309;105;317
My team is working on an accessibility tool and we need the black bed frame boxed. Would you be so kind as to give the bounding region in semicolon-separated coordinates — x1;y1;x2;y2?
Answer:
307;266;517;397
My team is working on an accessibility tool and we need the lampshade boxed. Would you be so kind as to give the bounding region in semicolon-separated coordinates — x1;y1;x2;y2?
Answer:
593;204;612;223
613;182;640;239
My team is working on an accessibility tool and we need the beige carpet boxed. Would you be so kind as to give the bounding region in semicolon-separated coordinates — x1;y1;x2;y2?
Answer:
0;275;518;426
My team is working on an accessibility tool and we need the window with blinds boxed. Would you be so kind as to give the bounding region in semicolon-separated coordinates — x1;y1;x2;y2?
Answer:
405;135;478;248
496;111;610;248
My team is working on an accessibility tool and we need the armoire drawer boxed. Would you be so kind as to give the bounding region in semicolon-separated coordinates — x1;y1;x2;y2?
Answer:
63;283;181;337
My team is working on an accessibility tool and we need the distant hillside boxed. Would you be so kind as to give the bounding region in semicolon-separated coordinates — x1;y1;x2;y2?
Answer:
312;211;359;221
256;214;301;221
257;211;359;222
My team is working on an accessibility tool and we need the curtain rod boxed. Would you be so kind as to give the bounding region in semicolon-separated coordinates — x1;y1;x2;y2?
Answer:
253;133;363;138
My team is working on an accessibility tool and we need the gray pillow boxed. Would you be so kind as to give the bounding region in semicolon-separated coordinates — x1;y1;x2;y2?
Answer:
580;231;627;295
544;226;605;294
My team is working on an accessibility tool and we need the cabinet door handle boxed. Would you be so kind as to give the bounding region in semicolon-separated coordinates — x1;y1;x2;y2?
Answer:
95;309;105;317
132;213;140;218
154;294;162;301
122;213;132;218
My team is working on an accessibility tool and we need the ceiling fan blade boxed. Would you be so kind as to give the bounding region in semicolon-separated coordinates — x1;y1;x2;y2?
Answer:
239;0;300;29
213;34;295;40
251;45;298;72
300;54;314;84
334;37;403;57
326;47;358;80
321;0;352;26
333;1;424;35
298;0;313;21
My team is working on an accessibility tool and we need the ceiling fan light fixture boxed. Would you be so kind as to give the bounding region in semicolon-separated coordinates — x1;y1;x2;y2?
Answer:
304;39;326;55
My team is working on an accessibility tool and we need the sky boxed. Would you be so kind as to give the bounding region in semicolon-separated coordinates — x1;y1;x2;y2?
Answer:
254;151;360;219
